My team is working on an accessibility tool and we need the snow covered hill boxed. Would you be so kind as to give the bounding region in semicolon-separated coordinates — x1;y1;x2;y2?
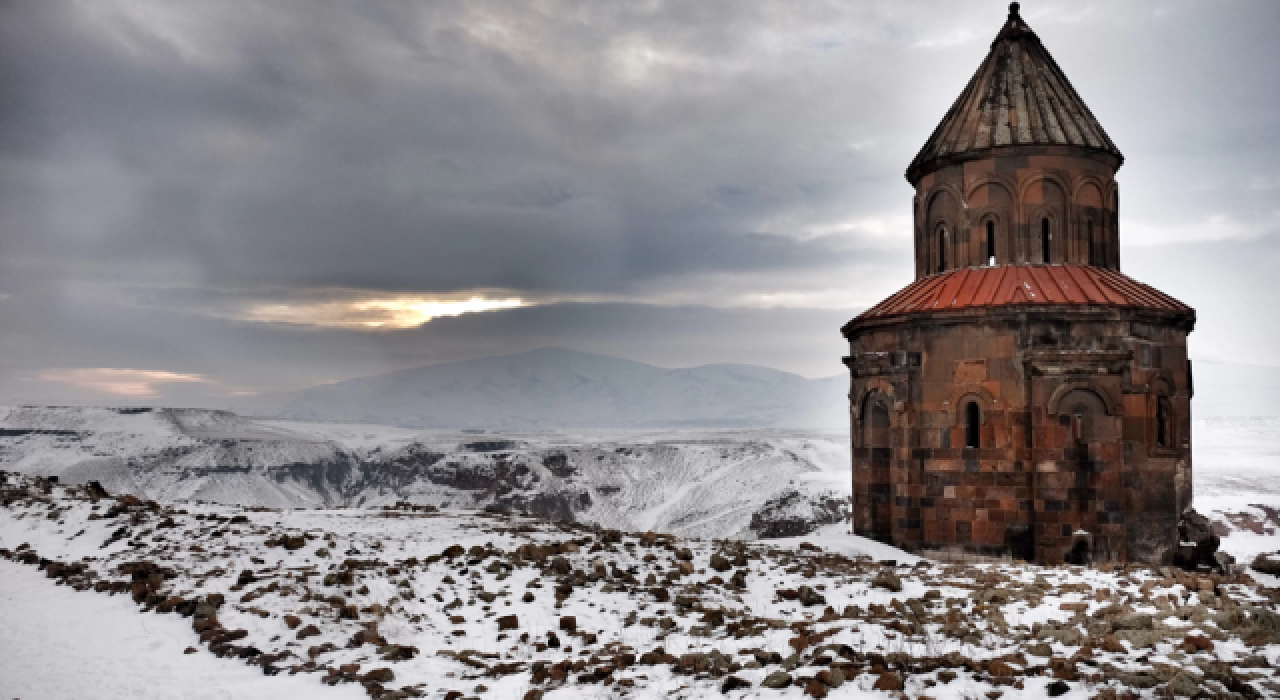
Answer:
234;348;848;432
0;405;850;540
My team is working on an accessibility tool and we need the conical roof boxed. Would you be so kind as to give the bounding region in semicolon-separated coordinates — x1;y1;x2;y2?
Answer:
905;2;1123;184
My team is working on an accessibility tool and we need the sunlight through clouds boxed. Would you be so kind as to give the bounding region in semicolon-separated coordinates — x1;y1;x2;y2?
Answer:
36;369;210;397
243;296;526;329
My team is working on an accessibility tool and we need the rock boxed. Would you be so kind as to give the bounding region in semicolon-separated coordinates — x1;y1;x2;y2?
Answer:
378;644;418;661
1113;613;1153;631
1214;551;1236;575
296;624;321;640
1046;680;1070;696
710;553;732;572
1025;643;1053;657
559;616;577;632
817;669;845;687
1182;633;1213;652
85;481;110;499
183;646;197;654
362;668;395;684
761;671;792;689
497;615;518;631
797;586;826;607
1167;672;1199;697
803;678;827;698
872;672;903;691
1115;629;1163;649
1252;551;1280;576
720;676;751;692
522;691;543;700
1099;635;1127;653
283;614;301;630
872;568;902;592
988;660;1017;677
1175;508;1226;572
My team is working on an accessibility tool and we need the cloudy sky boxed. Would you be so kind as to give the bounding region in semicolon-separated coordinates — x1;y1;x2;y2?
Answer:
1;0;1277;404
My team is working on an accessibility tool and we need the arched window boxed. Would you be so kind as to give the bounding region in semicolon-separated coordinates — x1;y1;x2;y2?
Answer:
986;220;996;266
937;226;948;273
964;401;981;449
1041;218;1051;264
863;396;891;448
1156;396;1172;448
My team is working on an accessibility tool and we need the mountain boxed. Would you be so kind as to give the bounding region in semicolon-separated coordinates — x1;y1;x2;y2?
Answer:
235;347;849;432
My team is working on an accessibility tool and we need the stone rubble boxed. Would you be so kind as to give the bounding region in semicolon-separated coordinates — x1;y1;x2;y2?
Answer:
3;471;1279;699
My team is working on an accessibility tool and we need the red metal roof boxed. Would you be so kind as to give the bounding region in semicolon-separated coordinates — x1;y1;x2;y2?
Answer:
853;265;1192;323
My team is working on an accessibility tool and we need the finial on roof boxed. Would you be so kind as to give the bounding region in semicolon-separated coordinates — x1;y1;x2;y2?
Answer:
1009;2;1020;16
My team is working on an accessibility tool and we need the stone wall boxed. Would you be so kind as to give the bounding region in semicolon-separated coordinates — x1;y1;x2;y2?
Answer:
844;306;1192;566
913;151;1120;277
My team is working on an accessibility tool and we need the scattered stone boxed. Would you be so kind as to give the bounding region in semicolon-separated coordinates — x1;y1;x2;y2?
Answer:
761;671;792;689
871;568;902;592
1166;672;1199;697
1046;680;1070;696
1252;551;1280;576
797;586;826;607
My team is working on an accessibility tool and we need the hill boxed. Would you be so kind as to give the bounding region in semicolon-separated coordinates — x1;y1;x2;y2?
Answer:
236;347;848;432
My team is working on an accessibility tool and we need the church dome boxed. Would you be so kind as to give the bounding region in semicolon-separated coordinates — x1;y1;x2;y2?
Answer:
905;3;1123;185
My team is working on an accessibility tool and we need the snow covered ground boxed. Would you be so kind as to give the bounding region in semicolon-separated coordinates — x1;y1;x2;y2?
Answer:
2;406;1280;698
2;473;1279;700
0;558;365;700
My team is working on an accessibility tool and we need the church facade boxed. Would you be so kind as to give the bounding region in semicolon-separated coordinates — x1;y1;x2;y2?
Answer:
843;4;1195;566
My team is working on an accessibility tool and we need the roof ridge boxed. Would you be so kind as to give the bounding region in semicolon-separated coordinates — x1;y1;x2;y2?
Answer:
905;3;1122;184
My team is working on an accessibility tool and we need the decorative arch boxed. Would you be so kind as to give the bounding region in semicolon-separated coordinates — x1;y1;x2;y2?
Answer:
968;178;1014;266
853;379;896;420
1149;372;1178;453
923;185;964;273
1018;171;1070;212
860;391;893;449
1029;205;1061;264
950;388;995;449
947;384;997;419
1047;381;1121;417
1019;173;1069;265
1072;178;1108;265
964;175;1017;204
1071;175;1109;206
1149;372;1176;397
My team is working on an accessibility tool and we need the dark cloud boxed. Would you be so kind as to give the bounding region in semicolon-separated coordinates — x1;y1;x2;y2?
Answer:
1;0;1278;401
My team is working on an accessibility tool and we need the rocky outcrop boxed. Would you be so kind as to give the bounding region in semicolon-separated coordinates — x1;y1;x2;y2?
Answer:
748;489;850;539
1174;508;1234;574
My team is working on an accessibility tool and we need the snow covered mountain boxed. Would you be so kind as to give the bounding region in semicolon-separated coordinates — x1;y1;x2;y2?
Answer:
0;405;850;539
234;348;848;432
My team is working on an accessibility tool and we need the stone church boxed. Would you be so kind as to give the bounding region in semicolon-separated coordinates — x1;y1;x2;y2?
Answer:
842;3;1195;566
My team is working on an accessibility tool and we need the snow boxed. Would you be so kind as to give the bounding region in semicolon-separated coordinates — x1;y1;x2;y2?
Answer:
0;558;364;700
4;472;1278;700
